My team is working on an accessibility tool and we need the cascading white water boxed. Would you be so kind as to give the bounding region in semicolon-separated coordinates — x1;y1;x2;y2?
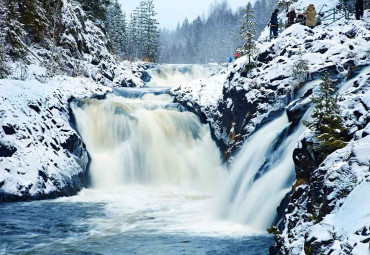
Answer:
146;64;221;87
71;93;226;192
215;108;313;232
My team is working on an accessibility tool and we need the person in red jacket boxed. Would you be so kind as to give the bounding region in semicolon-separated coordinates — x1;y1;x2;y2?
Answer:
234;52;240;60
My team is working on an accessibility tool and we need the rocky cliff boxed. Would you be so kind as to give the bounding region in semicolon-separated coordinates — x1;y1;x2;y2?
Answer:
0;0;149;202
172;4;370;254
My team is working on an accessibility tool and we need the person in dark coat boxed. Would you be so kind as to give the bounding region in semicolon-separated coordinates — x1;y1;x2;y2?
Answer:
286;6;296;27
356;0;364;20
270;9;279;38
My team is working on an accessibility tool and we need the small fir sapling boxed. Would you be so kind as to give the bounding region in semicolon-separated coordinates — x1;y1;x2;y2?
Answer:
304;72;348;157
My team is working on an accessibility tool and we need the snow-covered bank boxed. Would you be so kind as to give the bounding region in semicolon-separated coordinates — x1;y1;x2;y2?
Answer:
0;77;110;201
171;5;370;255
272;64;370;255
172;11;370;159
0;0;151;202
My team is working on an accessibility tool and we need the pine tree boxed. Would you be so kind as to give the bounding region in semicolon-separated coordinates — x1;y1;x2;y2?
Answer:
238;2;257;66
75;0;111;20
293;49;309;84
304;72;348;156
126;0;159;62
106;0;127;59
142;0;160;62
0;2;9;78
18;0;48;43
4;0;27;59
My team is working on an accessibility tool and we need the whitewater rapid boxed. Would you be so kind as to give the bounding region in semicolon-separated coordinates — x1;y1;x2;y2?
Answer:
146;64;222;87
71;93;225;191
70;89;261;237
69;64;315;238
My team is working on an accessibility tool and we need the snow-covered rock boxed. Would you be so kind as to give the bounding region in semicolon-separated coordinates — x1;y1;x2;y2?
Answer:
272;64;370;255
0;0;152;202
172;5;370;255
173;11;370;160
0;77;110;201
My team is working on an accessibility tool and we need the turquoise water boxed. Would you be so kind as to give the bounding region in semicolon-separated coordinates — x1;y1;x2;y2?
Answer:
0;190;274;255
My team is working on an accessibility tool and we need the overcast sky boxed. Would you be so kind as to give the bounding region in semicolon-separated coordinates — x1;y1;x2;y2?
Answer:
119;0;248;29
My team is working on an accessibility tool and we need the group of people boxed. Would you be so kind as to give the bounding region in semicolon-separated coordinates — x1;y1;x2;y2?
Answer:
270;0;365;39
270;4;317;39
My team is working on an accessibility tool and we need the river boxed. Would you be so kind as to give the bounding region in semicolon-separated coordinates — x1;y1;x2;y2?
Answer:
0;65;275;255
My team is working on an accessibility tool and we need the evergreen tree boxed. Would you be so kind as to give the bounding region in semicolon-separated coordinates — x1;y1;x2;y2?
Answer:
106;0;127;59
238;2;257;65
293;49;309;84
4;0;27;59
75;0;111;20
126;0;159;62
304;72;348;155
18;0;48;43
141;0;159;62
0;2;9;78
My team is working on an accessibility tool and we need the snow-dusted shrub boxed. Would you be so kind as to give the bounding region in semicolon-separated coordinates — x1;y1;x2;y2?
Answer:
14;62;28;80
293;50;309;84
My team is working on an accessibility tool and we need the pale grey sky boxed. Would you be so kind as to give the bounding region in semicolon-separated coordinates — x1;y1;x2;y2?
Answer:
119;0;249;29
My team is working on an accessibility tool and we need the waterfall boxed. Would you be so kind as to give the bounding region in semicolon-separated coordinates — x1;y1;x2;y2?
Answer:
215;108;313;232
146;64;221;87
71;92;226;191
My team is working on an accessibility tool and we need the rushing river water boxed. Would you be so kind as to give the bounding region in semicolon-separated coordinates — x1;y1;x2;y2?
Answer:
0;65;275;255
0;189;273;255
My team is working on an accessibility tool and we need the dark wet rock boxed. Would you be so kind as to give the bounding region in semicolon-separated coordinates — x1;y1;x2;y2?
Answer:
257;47;275;64
0;143;17;157
140;71;151;83
2;125;16;135
343;59;355;70
28;104;41;114
345;28;357;39
286;98;311;127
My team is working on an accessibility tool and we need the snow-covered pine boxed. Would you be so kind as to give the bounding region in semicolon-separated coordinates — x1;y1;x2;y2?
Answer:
125;0;160;62
304;72;348;155
75;0;110;20
3;0;27;59
238;2;257;66
106;0;127;59
160;1;243;64
0;2;9;78
141;0;160;62
292;49;309;84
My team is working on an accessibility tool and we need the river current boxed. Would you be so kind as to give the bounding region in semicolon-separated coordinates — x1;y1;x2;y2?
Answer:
0;65;274;255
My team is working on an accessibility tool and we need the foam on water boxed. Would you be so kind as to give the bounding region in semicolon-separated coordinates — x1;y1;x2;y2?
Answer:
69;92;261;237
146;64;220;87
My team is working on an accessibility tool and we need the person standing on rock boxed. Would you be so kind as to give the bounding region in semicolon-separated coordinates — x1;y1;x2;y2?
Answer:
286;6;297;27
270;9;279;39
305;4;317;29
355;0;364;20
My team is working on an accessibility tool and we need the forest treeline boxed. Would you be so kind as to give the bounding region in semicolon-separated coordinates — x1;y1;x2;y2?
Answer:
0;0;276;65
160;0;276;64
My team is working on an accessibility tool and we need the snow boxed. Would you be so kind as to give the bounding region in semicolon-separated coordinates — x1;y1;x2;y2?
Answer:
0;77;110;197
173;10;370;152
324;180;370;234
171;3;370;254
